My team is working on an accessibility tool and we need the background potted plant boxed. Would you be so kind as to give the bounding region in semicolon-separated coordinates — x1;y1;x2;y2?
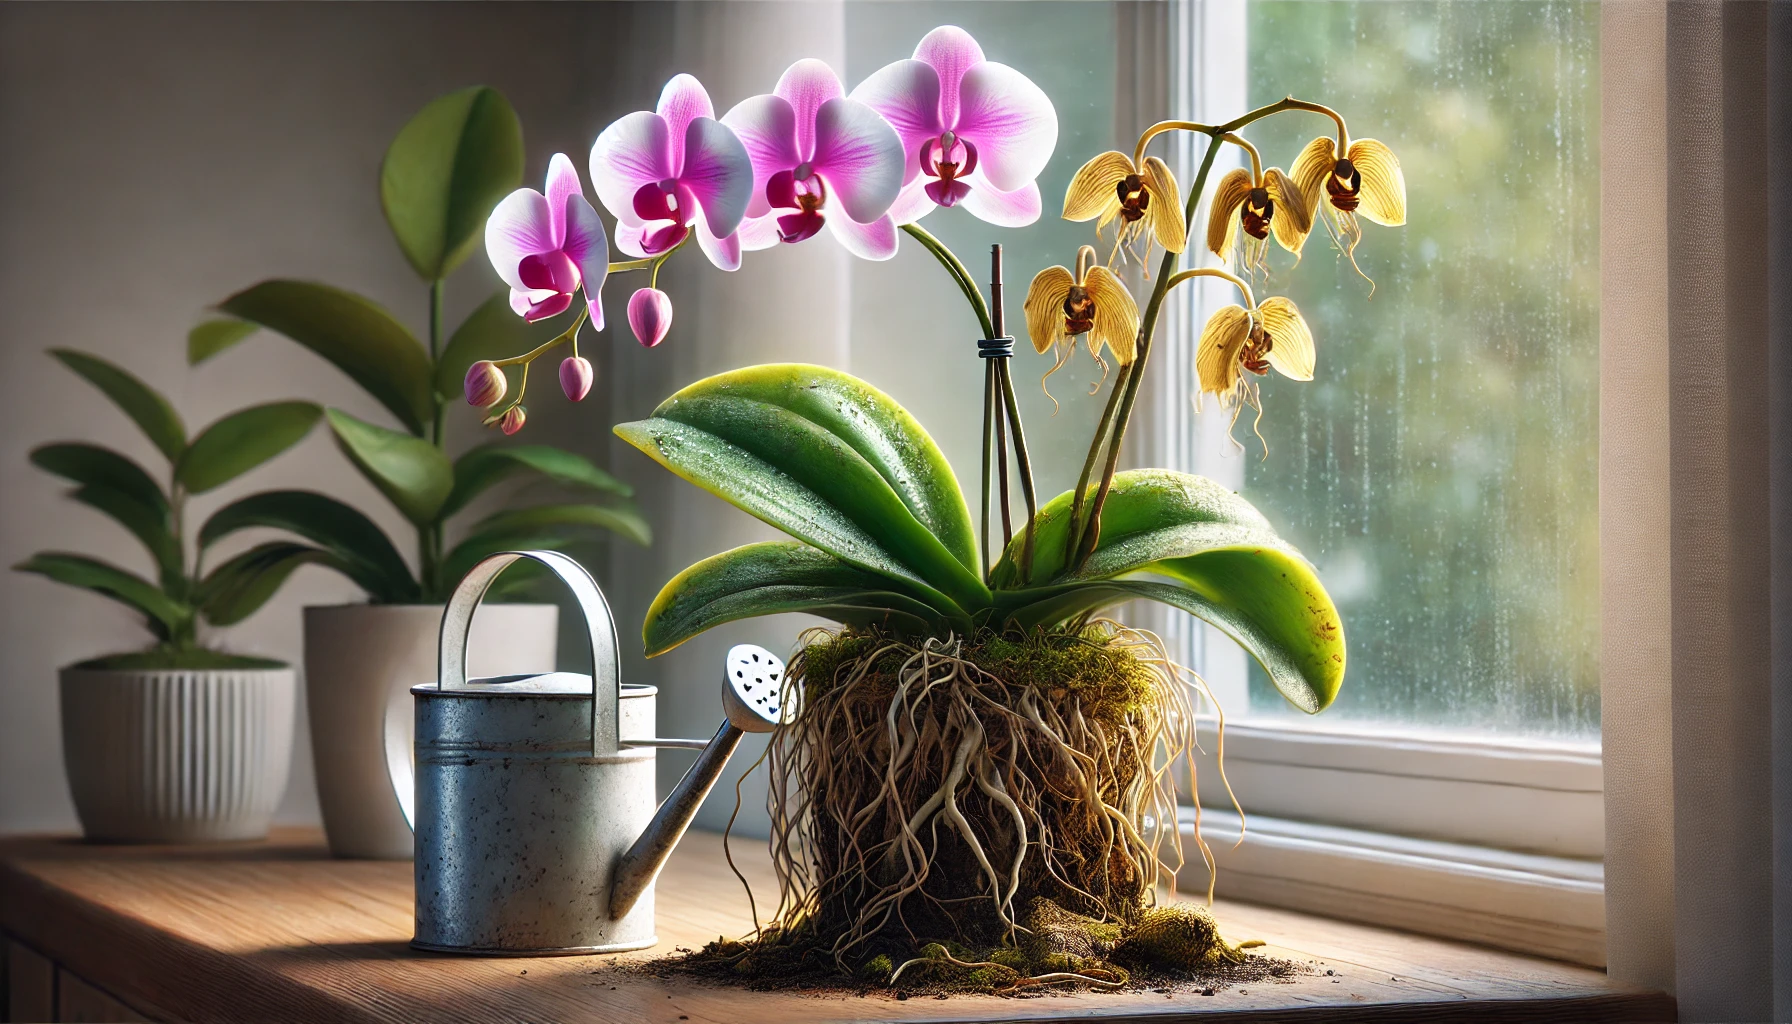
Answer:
17;349;324;843
191;86;651;858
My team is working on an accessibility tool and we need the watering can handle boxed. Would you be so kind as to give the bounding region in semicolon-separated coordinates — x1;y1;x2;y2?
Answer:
439;550;624;757
385;550;625;835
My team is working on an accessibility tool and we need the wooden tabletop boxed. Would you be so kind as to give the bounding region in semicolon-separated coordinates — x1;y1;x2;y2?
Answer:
0;828;1670;1024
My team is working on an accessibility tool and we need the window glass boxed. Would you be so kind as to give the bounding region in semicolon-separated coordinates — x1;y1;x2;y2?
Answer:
1223;1;1600;735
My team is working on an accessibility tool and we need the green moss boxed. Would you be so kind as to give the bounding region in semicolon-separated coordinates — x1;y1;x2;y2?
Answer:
72;649;286;671
796;625;1158;727
1112;904;1246;969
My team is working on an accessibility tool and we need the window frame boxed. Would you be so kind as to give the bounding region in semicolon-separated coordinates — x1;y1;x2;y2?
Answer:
1143;0;1606;966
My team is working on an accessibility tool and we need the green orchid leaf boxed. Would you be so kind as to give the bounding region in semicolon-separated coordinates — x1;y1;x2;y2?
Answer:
615;364;986;614
187;319;259;366
324;408;453;526
461;502;652;548
643;542;948;656
49;350;186;463
197;542;344;627
219;281;434;435
176;401;322;494
441;442;631;520
436;290;568;403
31;444;167;514
14;553;188;640
71;485;181;587
381;87;524;281
994;470;1344;714
992;469;1285;587
199;490;418;603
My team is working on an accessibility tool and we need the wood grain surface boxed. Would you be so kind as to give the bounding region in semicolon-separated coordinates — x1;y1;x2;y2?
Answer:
0;829;1672;1024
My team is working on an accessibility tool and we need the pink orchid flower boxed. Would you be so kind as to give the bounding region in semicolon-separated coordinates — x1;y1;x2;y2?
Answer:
590;75;754;272
485;153;609;324
722;60;906;261
850;25;1057;230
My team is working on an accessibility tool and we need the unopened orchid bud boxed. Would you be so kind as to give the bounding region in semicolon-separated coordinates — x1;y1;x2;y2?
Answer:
628;288;674;348
464;360;507;408
559;356;595;402
499;406;527;436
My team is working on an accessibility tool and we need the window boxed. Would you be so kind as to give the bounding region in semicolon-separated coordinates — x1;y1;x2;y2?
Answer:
1153;0;1605;965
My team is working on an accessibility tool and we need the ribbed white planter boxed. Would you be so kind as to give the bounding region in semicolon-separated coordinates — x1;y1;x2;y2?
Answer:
60;666;296;843
304;603;557;859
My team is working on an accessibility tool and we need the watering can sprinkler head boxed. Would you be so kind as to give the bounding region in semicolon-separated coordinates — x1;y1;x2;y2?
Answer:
606;643;798;921
722;644;798;733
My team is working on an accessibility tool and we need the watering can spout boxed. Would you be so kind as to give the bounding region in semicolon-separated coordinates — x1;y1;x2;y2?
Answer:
609;644;795;920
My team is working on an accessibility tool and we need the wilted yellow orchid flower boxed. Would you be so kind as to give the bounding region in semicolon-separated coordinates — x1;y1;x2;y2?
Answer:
1291;133;1405;281
1206;134;1313;274
1169;268;1314;448
1025;246;1139;396
1062;152;1185;262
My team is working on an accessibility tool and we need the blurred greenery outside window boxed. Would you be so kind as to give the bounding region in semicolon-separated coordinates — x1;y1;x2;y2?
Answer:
1192;2;1599;738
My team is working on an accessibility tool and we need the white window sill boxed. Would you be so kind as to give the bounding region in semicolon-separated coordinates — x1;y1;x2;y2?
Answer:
1182;807;1605;968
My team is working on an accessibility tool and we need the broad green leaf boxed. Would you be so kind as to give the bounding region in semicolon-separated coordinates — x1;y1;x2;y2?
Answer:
615;365;987;613
325;408;452;526
177;402;322;494
436;289;567;403
219;281;434;434
197;542;343;627
72;485;181;587
187;319;259;365
31;444;167;515
643;542;949;656
14;553;189;639
441;442;631;519
381;87;524;281
49;350;186;462
994;470;1345;714
439;529;579;593
991;469;1284;587
616;417;968;618
200;490;418;603
462;503;652;548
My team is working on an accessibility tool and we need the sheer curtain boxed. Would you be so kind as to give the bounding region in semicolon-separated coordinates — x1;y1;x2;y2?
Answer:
1601;2;1792;1017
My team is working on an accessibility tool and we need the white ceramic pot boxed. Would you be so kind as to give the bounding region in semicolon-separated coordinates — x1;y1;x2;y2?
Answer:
60;666;296;843
303;603;557;859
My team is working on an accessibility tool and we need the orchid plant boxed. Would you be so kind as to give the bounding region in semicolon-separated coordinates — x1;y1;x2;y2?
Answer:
194;88;650;605
469;26;1406;715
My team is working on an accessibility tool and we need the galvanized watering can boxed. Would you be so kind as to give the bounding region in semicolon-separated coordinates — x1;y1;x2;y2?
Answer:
382;549;794;955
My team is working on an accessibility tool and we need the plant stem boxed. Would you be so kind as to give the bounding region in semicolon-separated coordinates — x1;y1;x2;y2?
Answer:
901;223;995;339
491;307;590;369
997;360;1038;582
424;277;445;597
980;360;994;583
1065;363;1127;563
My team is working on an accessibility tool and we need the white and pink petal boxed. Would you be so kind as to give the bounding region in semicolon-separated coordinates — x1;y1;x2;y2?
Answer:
848;59;943;182
721;94;801;219
485;188;555;292
954;62;1057;193
774;59;845;162
958;174;1042;228
656;74;716;169
561;195;609;330
828;212;899;261
679;116;754;238
590;111;674;226
911;25;985;126
811;98;904;224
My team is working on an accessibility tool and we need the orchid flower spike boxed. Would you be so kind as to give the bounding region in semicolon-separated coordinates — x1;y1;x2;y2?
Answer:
1024;246;1139;383
1063;151;1185;263
723;60;906;260
591;75;754;271
485;153;609;324
851;25;1058;232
